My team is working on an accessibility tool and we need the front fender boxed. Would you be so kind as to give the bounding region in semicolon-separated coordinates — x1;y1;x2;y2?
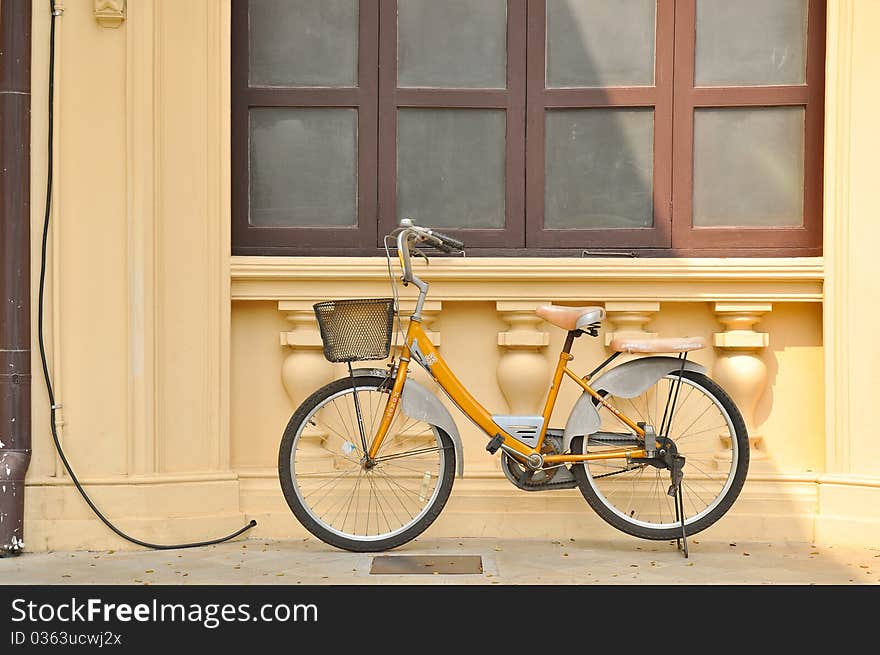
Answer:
401;378;464;478
562;356;707;453
349;368;464;478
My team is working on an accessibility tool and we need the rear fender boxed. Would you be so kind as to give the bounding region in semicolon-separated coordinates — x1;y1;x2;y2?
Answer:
562;356;707;453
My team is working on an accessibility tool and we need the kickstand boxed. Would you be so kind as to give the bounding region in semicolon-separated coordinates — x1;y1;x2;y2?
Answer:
668;455;688;558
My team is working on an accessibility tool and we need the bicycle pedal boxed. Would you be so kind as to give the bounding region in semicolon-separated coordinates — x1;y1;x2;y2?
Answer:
486;434;505;454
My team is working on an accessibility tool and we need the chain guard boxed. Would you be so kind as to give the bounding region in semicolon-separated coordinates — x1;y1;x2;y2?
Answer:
501;435;578;492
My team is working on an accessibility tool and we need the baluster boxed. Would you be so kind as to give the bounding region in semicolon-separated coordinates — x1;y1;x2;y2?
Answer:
712;303;772;467
496;302;550;415
603;301;660;348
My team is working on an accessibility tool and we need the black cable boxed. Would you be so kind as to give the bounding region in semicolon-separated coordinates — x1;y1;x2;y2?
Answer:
38;1;256;549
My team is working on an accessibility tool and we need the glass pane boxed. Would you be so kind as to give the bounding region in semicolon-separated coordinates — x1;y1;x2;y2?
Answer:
546;0;656;88
545;109;654;229
398;0;507;88
249;108;357;227
693;107;804;227
397;109;506;228
249;0;358;87
695;0;808;86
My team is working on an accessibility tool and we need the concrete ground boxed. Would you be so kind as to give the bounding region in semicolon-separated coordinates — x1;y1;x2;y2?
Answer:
2;536;879;585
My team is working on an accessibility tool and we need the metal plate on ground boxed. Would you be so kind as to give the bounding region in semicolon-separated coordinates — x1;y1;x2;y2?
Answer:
370;555;483;575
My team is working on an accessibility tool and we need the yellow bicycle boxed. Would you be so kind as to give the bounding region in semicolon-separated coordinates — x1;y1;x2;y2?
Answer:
278;220;749;554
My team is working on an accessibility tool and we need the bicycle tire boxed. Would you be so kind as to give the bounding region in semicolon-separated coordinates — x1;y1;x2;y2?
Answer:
571;370;749;541
278;375;456;552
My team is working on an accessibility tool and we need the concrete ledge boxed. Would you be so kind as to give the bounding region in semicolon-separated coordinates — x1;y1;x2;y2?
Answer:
238;474;821;544
815;480;880;546
23;476;248;551
19;472;880;551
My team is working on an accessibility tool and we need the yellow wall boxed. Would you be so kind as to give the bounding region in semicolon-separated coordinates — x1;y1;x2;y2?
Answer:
22;0;880;551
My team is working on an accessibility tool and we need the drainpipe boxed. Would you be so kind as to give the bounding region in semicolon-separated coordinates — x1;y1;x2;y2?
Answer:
0;0;32;556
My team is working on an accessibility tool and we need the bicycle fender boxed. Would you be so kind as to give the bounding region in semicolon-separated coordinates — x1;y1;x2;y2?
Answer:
592;356;706;399
561;356;706;453
563;399;602;454
401;378;464;479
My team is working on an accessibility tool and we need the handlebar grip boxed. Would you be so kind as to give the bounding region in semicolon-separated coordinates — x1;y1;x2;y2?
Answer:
430;231;465;252
429;239;456;254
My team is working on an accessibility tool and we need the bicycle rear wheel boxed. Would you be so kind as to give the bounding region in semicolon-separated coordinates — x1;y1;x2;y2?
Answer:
278;374;456;552
571;370;749;540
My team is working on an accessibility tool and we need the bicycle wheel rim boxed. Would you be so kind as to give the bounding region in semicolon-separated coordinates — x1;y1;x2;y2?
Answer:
289;385;447;543
583;374;739;530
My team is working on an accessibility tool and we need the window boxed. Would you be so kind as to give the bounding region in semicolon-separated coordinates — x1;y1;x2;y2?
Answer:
232;0;825;256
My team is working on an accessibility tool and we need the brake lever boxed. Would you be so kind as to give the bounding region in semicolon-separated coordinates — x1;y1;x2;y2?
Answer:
411;246;430;266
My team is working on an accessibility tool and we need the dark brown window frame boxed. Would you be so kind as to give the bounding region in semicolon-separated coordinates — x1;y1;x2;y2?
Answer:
377;0;527;249
231;0;379;254
231;0;825;257
671;0;825;252
526;0;674;249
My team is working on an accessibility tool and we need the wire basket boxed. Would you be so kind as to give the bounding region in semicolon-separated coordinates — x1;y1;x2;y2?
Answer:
313;298;395;363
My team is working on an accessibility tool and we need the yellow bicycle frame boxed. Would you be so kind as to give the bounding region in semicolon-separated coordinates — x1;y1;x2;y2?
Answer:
367;318;650;465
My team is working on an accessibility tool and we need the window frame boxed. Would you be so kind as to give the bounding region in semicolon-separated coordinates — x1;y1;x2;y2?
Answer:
526;0;675;249
671;0;826;253
376;0;527;249
231;0;379;255
230;0;826;257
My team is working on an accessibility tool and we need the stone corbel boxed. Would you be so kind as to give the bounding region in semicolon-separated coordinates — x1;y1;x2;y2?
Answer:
496;302;550;415
712;303;772;463
603;301;660;347
94;0;126;28
279;301;336;411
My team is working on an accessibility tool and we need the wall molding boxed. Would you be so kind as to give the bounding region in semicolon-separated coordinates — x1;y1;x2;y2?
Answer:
94;0;126;28
823;0;855;474
231;257;824;303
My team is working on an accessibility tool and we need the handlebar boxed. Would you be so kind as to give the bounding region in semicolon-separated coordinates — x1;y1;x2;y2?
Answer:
393;219;465;284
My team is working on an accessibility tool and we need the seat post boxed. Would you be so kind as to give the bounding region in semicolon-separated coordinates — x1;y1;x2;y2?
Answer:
562;330;579;354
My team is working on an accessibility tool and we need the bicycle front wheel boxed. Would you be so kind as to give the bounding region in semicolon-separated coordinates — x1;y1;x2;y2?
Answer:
278;374;456;552
571;370;749;540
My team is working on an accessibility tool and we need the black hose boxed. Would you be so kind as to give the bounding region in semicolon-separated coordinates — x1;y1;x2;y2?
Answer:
38;1;256;550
